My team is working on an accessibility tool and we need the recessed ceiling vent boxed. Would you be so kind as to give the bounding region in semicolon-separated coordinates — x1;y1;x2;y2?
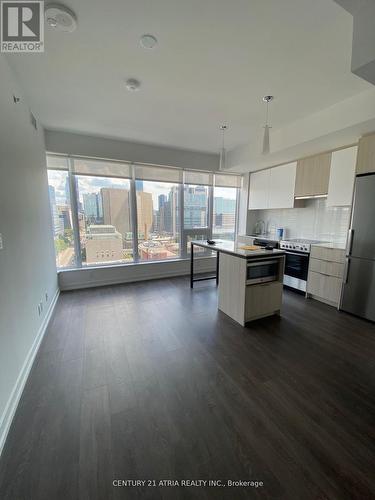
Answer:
45;4;77;32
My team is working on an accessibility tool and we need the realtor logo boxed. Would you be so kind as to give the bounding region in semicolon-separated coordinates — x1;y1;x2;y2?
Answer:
1;1;44;52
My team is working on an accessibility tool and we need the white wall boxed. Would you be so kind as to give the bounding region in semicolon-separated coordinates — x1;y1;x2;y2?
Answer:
58;257;216;291
0;56;58;453
45;130;219;171
247;198;351;248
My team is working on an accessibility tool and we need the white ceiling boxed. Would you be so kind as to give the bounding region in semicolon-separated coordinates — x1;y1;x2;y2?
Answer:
6;0;371;153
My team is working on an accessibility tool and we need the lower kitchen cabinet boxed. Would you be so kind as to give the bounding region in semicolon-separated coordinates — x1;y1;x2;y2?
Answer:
245;282;283;322
307;246;345;307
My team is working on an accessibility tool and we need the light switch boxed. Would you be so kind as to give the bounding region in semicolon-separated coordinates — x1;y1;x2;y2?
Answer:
0;233;3;250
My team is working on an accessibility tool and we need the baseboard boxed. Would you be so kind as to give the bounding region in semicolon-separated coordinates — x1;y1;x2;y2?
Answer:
0;288;60;457
59;260;216;291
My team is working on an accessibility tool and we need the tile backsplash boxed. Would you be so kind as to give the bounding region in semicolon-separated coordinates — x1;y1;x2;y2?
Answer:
247;198;351;247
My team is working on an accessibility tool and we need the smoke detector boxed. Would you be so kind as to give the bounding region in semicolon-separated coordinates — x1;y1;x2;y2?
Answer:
45;4;77;32
125;79;141;91
140;34;158;49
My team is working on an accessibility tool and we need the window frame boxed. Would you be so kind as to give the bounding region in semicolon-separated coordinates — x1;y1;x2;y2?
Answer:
47;153;241;270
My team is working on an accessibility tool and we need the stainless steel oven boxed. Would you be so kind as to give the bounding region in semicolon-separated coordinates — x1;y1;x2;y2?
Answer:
282;250;309;292
246;259;279;285
279;239;326;292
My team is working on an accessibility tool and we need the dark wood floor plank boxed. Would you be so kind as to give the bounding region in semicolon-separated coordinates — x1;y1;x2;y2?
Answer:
1;278;375;500
79;385;113;500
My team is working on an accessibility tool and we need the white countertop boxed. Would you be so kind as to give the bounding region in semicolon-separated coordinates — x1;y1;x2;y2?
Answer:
311;242;346;250
191;239;285;259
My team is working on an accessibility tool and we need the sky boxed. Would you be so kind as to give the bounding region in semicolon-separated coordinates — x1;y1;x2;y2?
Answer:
47;171;237;210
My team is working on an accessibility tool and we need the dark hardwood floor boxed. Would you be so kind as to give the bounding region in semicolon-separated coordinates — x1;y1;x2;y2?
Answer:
1;277;375;500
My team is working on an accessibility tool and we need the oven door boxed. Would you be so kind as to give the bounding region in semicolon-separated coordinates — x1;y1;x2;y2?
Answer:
284;251;309;291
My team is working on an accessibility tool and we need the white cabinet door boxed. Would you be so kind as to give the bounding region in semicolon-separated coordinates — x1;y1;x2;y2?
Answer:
237;173;250;234
327;146;357;206
268;162;297;209
248;169;270;209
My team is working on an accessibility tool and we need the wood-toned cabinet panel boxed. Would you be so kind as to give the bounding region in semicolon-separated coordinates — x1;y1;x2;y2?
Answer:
356;133;375;175
295;152;331;197
295;157;315;197
310;246;345;263
245;282;282;321
313;152;331;195
309;258;345;279
307;271;342;305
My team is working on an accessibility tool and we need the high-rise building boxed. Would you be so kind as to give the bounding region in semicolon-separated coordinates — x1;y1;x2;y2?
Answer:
85;225;123;264
158;194;171;233
101;188;131;240
136;191;153;239
214;196;236;216
135;180;144;191
83;193;102;223
157;187;179;235
184;185;208;228
57;205;72;230
48;185;64;236
169;186;179;236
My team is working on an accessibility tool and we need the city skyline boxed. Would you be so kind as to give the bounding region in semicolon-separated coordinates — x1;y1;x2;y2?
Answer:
48;170;238;267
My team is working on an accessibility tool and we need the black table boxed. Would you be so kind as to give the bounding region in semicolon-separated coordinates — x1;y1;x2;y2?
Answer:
190;241;220;288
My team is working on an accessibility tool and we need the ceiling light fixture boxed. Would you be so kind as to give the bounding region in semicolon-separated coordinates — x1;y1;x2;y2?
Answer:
125;78;141;91
219;125;228;171
45;4;77;32
140;34;158;49
262;95;273;155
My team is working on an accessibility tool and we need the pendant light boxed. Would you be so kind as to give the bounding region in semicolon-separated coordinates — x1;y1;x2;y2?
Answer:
219;125;228;171
262;95;273;155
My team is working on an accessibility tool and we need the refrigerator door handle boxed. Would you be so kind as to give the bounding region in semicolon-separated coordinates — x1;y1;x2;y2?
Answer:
346;229;354;256
344;258;350;284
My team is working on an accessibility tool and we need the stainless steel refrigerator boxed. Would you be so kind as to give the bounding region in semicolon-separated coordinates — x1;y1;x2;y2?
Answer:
340;173;375;321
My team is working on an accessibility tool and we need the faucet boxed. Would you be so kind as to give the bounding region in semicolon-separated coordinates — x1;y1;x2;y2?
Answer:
254;220;266;235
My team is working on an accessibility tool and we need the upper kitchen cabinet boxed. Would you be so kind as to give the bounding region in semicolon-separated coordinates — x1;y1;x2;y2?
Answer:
248;169;270;209
268;162;297;209
295;152;331;198
356;133;375;175
327;146;357;207
248;162;297;210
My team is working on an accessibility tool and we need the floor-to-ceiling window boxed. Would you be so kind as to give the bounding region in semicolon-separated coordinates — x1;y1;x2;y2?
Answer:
213;173;239;241
47;156;76;268
47;154;241;269
183;170;212;256
136;182;180;260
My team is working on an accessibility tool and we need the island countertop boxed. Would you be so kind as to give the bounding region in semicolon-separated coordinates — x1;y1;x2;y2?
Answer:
191;239;285;259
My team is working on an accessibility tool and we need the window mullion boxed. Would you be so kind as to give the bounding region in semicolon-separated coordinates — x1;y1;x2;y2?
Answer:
130;164;139;263
67;157;82;268
180;172;186;258
208;184;214;240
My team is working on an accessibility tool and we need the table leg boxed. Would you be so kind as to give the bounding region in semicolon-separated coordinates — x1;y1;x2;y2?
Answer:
190;242;194;288
216;251;220;286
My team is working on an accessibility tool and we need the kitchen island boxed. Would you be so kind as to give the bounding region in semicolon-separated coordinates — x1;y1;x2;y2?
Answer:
191;240;285;326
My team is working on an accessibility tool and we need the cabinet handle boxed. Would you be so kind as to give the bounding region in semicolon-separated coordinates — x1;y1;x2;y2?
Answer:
343;259;350;284
346;229;354;256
